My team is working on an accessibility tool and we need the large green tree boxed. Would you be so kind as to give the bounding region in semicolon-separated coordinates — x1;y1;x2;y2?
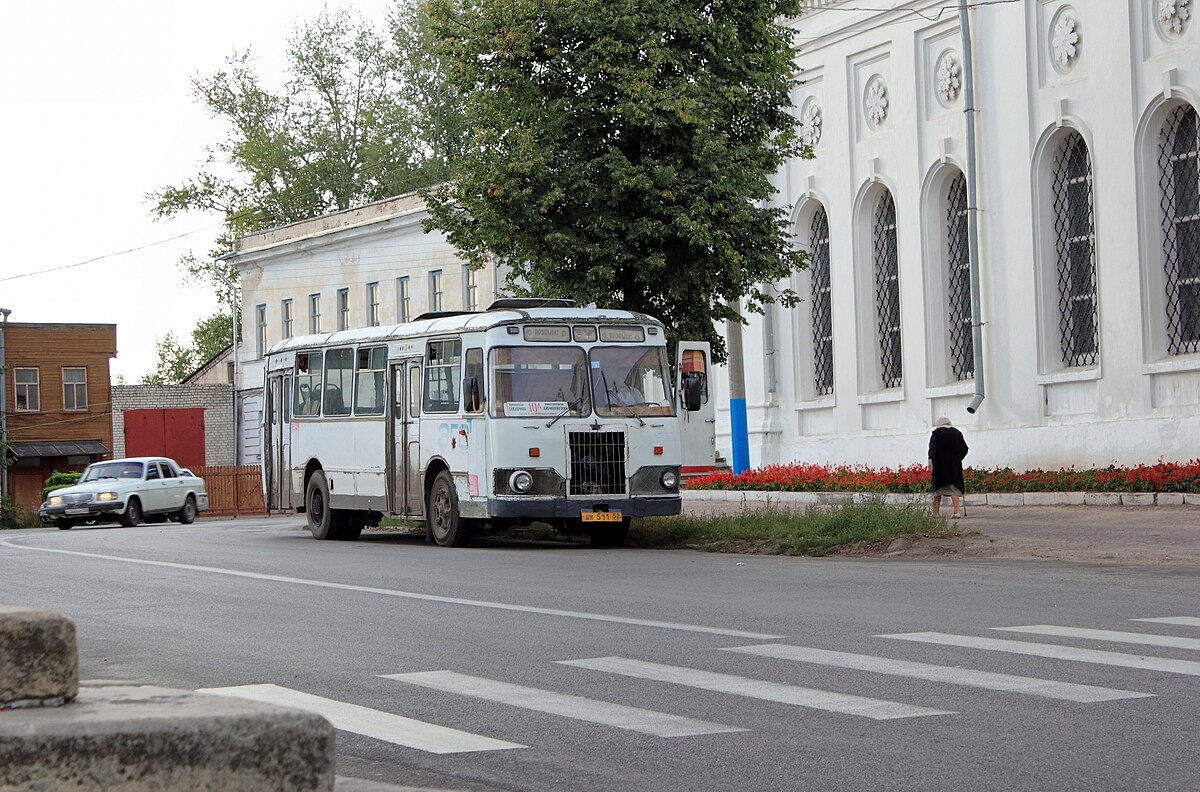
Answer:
424;0;807;360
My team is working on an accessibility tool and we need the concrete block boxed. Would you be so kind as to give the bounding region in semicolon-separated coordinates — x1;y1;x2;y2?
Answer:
1084;492;1123;506
1156;493;1185;506
0;605;78;706
1120;493;1156;507
1186;493;1200;506
986;493;1024;506
1023;492;1071;506
0;684;335;791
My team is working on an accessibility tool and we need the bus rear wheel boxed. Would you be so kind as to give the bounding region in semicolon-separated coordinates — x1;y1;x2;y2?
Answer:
427;470;470;547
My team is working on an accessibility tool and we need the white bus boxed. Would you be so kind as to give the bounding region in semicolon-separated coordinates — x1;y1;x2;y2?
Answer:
261;299;707;546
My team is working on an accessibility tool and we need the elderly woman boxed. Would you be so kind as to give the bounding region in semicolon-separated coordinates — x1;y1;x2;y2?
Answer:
928;416;969;518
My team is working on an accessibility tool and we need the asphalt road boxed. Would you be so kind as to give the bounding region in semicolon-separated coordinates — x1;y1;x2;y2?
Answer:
2;517;1198;792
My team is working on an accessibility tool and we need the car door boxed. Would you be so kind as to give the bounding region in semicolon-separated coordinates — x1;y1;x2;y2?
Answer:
158;460;187;512
140;462;166;513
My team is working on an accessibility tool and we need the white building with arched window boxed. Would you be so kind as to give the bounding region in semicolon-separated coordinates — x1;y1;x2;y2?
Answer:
729;0;1200;470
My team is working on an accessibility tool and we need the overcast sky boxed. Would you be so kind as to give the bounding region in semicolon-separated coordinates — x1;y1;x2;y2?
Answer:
0;0;395;382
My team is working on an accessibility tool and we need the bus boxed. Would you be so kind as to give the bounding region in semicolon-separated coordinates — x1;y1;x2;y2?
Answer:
261;298;707;547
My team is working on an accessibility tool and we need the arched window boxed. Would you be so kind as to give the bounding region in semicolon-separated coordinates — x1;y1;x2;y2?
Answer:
809;208;834;395
873;191;902;387
1158;104;1200;355
945;173;974;379
1052;131;1098;367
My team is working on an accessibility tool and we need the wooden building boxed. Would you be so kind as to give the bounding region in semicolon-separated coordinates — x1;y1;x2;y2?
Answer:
3;322;116;514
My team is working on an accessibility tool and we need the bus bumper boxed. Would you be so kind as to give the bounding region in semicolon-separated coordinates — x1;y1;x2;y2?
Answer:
486;496;681;519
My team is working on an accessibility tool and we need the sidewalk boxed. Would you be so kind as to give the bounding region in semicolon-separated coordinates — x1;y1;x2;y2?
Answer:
680;491;1200;565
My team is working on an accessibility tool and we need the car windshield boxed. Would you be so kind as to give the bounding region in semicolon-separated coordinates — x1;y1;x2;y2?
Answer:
490;346;591;418
81;461;144;482
590;346;674;417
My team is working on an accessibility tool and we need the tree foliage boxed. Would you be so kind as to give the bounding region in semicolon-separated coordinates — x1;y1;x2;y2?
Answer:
142;312;234;385
424;0;808;361
150;3;466;301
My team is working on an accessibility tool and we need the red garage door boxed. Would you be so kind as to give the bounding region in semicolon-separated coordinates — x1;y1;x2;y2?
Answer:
124;408;206;469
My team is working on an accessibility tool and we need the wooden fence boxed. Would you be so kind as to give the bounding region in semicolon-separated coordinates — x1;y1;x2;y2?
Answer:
192;465;267;517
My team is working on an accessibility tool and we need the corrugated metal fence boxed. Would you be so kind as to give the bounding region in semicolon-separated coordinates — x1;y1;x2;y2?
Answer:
193;465;266;517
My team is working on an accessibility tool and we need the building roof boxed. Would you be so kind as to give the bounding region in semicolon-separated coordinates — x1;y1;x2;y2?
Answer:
8;440;110;459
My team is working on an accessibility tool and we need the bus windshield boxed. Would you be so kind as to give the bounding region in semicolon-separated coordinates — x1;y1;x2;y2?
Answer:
590;346;674;416
491;346;591;418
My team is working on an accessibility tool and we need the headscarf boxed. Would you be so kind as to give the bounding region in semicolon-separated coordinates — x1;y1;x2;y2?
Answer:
933;416;952;428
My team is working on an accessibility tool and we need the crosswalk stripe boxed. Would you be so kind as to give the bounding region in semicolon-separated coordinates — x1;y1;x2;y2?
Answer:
558;657;952;720
1132;617;1200;628
197;684;524;754
882;632;1200;676
995;625;1200;651
721;644;1152;703
383;671;746;737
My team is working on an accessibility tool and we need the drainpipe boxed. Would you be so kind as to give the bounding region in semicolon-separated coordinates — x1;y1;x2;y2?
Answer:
960;0;986;414
0;308;10;504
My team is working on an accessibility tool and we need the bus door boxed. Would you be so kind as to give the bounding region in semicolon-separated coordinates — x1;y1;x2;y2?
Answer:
676;341;717;475
388;358;424;517
264;373;293;511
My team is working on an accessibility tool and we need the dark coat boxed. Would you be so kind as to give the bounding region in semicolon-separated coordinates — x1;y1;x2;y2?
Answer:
928;426;969;492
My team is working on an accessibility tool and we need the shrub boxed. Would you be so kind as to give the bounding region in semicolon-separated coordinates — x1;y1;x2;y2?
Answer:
41;471;82;502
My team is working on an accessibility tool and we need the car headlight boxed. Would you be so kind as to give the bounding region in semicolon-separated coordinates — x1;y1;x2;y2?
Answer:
508;470;534;494
48;496;63;506
96;492;118;502
660;469;678;490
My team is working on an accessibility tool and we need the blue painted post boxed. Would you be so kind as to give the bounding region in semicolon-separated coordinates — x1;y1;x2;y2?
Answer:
725;304;750;476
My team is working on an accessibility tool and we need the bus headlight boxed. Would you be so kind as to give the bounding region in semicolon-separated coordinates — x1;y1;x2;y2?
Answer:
660;469;678;490
509;470;534;494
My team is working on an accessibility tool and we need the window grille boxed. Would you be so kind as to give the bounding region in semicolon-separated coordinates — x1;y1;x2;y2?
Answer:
397;277;411;323
1159;104;1200;355
337;288;350;331
280;299;293;340
367;282;380;327
309;294;322;334
256;304;268;357
1052;132;1098;367
946;173;974;379
808;208;834;395
872;192;902;387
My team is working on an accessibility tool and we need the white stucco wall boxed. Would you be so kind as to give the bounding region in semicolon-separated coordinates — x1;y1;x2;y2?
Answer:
722;0;1200;470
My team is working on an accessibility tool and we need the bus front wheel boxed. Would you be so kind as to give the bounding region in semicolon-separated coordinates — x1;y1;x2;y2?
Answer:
427;470;470;547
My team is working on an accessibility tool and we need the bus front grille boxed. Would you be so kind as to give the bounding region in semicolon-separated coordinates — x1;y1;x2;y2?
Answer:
568;431;626;496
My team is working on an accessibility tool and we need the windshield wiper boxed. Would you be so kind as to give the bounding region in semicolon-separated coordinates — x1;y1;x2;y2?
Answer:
545;397;583;428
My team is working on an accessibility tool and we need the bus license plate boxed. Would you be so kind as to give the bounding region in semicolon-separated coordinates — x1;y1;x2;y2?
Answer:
581;511;621;523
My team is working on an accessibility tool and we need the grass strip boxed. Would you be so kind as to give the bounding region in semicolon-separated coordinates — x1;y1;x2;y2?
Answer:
627;500;956;556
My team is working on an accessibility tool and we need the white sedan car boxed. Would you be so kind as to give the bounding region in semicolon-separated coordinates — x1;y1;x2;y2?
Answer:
38;457;209;530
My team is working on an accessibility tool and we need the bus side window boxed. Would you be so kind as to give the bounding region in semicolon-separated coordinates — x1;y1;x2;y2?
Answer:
464;347;484;413
423;339;462;413
408;366;421;418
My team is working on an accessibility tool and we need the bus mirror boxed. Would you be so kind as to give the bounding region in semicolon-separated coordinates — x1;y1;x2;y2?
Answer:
682;372;704;412
463;376;481;412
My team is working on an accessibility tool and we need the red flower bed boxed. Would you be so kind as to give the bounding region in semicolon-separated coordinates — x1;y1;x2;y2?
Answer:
686;460;1200;494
